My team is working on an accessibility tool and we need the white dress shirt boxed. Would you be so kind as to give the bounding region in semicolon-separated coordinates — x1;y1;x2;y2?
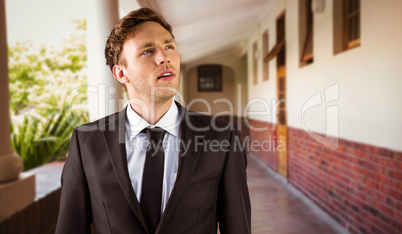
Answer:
125;101;180;213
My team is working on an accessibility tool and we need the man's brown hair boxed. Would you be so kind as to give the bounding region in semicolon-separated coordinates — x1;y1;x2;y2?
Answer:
105;8;174;71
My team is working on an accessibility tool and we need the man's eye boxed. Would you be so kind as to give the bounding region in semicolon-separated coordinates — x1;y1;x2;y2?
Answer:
166;45;174;50
142;49;153;55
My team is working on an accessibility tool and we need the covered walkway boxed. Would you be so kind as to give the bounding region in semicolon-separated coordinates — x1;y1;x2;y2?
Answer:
247;154;343;234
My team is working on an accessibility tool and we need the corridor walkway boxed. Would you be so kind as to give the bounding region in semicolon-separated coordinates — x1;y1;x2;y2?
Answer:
247;154;344;234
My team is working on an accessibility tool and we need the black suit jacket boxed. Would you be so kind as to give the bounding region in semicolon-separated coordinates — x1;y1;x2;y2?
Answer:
55;102;251;234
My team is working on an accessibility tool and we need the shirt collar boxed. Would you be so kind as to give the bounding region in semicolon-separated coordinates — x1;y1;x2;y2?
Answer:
125;100;180;139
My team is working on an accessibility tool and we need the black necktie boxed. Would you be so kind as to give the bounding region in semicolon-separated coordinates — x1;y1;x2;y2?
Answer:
140;127;165;234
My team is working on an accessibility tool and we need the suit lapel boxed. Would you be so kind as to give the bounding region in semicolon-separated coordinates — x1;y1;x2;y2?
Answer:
102;107;148;232
101;103;206;233
157;103;206;231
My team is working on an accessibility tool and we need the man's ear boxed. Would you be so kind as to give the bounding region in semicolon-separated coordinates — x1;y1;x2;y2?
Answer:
112;65;130;84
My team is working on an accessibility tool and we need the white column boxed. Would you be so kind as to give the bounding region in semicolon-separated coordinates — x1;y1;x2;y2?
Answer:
0;0;35;222
87;0;124;121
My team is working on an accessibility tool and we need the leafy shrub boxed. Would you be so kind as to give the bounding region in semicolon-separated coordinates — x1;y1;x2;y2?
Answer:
9;19;88;170
11;109;88;171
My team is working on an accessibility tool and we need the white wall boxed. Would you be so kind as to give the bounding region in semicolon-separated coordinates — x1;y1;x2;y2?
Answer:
246;0;402;151
247;0;285;124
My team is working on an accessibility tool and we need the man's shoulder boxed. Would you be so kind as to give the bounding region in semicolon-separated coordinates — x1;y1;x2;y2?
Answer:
74;109;125;133
178;103;236;133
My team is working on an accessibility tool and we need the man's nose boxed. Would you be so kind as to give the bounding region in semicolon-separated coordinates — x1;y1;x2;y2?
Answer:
155;49;170;65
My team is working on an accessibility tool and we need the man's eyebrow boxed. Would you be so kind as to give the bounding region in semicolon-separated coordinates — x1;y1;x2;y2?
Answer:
137;39;176;51
164;39;176;44
138;42;154;50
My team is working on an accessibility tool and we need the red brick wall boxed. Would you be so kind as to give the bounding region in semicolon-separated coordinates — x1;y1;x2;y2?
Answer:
248;119;277;172
248;119;402;234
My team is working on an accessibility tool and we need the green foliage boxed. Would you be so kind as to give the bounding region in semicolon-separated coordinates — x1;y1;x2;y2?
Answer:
9;19;88;170
11;108;88;171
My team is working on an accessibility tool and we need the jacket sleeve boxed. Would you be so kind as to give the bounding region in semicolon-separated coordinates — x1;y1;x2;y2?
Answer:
55;128;92;234
217;126;251;234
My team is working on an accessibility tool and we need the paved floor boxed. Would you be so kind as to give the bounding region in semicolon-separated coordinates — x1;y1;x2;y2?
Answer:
247;154;343;234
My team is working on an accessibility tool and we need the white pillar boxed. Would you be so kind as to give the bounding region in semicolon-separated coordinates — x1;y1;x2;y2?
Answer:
0;0;22;183
87;0;124;121
0;0;35;222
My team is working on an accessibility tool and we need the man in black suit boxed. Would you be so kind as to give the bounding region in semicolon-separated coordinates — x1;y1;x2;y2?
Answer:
56;8;251;234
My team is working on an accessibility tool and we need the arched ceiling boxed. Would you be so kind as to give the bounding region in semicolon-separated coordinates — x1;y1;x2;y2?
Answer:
119;0;275;64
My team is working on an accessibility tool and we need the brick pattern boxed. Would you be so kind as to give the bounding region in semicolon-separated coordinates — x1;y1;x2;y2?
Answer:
288;127;402;234
0;162;63;234
248;119;278;172
248;119;402;234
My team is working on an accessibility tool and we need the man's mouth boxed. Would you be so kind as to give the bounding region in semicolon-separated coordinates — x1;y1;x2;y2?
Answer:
157;71;175;81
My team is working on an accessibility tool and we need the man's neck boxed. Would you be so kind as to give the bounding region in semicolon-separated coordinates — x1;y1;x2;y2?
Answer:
129;98;173;125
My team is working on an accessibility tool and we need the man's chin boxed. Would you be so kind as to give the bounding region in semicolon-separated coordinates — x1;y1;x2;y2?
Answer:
151;84;178;97
154;91;177;104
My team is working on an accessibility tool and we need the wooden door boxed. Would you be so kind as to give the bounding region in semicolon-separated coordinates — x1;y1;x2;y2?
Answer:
276;67;287;178
276;12;288;178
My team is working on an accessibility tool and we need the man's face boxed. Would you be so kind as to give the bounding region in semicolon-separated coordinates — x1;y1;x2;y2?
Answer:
120;21;180;104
